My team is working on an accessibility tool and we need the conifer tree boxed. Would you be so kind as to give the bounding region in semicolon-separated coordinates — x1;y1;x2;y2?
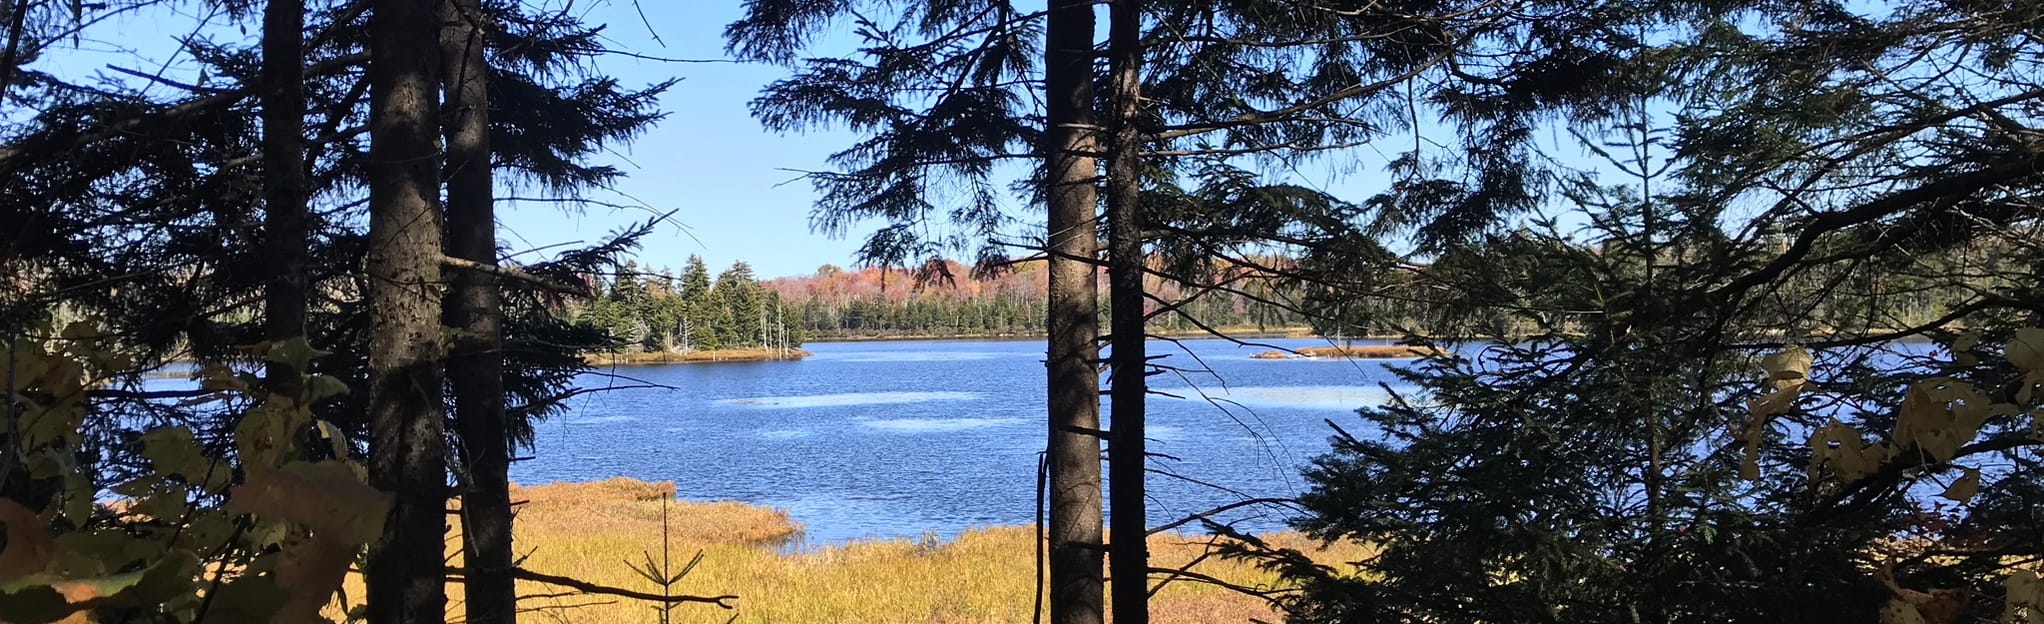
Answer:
1260;0;2044;619
713;262;764;348
437;0;514;618
680;255;717;350
260;0;310;397
363;1;447;622
0;1;678;620
725;2;1108;616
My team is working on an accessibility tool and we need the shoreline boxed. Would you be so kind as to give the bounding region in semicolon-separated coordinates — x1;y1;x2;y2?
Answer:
806;326;1399;343
582;347;812;366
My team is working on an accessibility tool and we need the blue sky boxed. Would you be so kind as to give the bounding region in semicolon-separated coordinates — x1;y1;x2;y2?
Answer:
32;1;1631;279
492;1;872;278
40;1;880;278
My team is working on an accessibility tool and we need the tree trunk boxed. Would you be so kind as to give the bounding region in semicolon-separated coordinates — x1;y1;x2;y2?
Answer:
260;0;308;395
1044;1;1103;623
1104;0;1147;622
437;1;512;623
366;1;446;624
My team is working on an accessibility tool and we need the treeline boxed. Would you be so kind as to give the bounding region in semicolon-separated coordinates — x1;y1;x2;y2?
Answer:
755;248;1986;341
565;257;803;352
762;260;1316;338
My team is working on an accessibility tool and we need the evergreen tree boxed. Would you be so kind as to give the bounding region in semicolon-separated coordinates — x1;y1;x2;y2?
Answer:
0;1;678;620
437;0;514;617
713;261;764;349
260;0;310;398
1264;0;2044;618
362;1;447;622
604;261;656;350
679;255;716;350
726;3;1110;616
648;267;686;351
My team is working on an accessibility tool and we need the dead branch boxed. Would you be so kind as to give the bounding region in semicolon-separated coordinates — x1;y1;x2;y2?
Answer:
440;256;590;297
446;567;738;609
1148;497;1299;536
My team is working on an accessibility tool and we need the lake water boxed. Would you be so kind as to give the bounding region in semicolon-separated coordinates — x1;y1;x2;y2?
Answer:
512;338;1416;543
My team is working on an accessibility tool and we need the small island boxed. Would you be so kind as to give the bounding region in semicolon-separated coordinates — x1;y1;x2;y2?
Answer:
1253;344;1447;360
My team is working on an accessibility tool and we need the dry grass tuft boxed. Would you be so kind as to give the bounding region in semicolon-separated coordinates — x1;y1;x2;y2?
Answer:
508;478;804;545
331;478;1370;624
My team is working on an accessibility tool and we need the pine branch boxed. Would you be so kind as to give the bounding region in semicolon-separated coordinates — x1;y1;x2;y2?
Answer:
0;52;369;168
441;256;590;297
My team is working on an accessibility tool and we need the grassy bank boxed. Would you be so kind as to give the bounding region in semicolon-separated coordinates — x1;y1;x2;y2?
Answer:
584;348;811;365
337;478;1368;624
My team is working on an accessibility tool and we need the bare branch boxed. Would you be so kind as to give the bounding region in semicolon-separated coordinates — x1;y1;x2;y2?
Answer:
447;567;738;609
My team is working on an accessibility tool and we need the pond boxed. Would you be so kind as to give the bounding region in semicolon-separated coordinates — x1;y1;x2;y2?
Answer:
512;337;1417;543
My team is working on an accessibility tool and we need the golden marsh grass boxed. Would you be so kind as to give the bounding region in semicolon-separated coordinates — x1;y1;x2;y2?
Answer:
330;478;1371;624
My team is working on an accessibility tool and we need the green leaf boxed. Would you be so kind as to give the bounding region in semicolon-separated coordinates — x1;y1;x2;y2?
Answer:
265;337;331;373
2007;570;2042;624
0;550;198;623
230;461;391;546
235;399;310;470
201;565;289;624
1940;468;1980;504
2009;328;2044;372
246;519;290;550
1760;346;1811;380
50;530;152;578
140;427;213;484
0;583;69;623
307;375;350;403
6;338;50;393
1951;331;1980;353
314;419;351;460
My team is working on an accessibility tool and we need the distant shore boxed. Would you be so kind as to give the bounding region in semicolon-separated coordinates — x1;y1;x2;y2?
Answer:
808;325;1403;343
583;348;812;366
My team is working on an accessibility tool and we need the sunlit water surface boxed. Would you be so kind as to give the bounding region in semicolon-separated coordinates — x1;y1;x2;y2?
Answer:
514;338;1419;543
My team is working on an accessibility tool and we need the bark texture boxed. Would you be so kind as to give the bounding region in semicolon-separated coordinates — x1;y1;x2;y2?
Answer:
261;0;308;394
437;1;512;623
365;1;447;623
1105;0;1148;621
1044;1;1104;623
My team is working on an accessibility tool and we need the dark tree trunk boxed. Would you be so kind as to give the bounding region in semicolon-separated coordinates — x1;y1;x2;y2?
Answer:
365;1;446;623
1044;1;1103;623
431;1;506;621
437;1;511;623
261;0;308;395
1104;0;1147;622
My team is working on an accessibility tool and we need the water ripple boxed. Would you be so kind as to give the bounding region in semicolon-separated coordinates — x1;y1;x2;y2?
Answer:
718;391;983;409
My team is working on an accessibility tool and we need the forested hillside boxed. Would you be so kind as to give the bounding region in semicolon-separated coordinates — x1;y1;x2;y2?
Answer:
760;260;1314;339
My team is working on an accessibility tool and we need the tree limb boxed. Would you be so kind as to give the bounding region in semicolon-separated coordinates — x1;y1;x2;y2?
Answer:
446;566;738;609
440;256;590;297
